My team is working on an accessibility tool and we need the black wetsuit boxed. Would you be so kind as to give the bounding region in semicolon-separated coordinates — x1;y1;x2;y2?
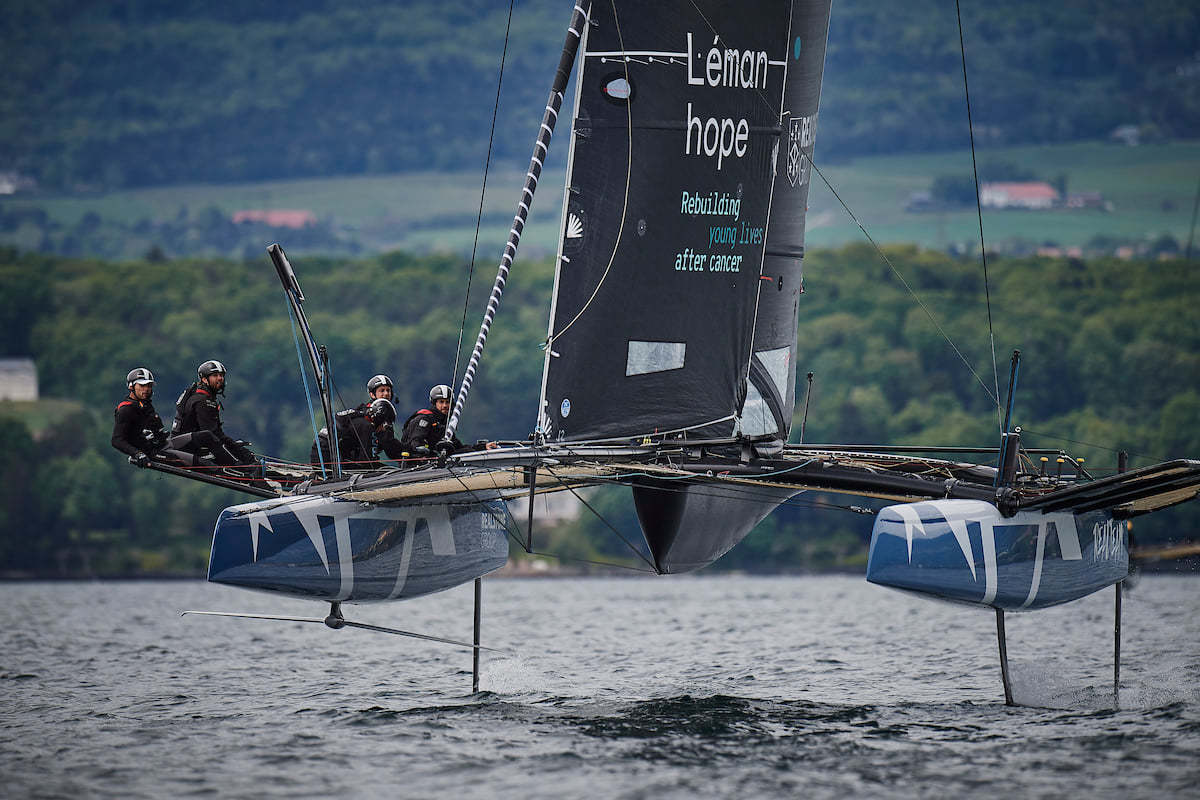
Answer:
111;395;166;458
171;383;253;465
399;405;465;455
310;408;404;471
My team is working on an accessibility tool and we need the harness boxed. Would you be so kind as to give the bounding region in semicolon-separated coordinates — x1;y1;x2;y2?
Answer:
173;384;215;434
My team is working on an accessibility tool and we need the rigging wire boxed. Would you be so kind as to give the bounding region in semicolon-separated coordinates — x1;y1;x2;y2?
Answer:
441;460;656;573
444;2;590;443
543;0;634;347
683;0;1000;413
955;0;1003;429
568;471;880;516
285;300;327;479
453;0;516;393
539;441;887;512
326;375;380;463
808;160;999;407
1187;174;1200;260
545;466;659;570
496;495;656;572
1018;427;1169;465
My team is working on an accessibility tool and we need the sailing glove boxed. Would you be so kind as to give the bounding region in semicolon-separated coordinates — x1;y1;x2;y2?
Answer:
132;452;150;468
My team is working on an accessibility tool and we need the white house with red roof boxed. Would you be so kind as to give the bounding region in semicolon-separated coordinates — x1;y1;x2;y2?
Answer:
231;209;317;228
979;182;1059;209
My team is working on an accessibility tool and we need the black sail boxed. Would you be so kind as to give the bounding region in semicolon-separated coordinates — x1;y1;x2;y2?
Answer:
740;0;831;441
539;0;805;442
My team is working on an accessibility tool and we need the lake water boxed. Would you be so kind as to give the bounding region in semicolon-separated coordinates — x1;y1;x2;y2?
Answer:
2;575;1197;798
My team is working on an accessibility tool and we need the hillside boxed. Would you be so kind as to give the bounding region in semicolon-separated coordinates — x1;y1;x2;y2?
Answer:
2;140;1196;262
2;0;1197;192
0;245;1195;576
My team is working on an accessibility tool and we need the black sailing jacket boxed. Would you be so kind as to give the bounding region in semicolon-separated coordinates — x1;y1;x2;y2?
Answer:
310;408;404;470
400;406;465;454
173;384;234;445
111;395;165;457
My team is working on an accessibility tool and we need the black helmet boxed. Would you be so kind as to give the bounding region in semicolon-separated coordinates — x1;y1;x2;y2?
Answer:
429;384;452;402
366;374;393;395
197;360;227;380
366;398;397;426
126;367;154;390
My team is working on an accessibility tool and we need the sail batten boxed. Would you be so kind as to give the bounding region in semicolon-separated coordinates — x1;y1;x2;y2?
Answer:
540;0;831;444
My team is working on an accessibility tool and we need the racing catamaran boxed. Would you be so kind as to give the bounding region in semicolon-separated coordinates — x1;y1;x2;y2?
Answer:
145;0;1199;701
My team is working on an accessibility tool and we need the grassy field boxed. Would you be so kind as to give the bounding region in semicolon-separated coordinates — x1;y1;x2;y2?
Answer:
0;398;85;437
4;139;1197;256
805;140;1200;250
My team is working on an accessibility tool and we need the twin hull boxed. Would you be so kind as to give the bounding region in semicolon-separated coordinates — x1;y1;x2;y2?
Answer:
866;499;1128;610
208;489;1128;611
209;494;509;602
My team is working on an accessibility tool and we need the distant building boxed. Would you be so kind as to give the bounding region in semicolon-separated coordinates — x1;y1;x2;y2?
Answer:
0;358;38;401
1036;245;1083;258
506;491;584;525
232;209;317;229
979;182;1059;210
0;171;36;195
1109;125;1141;146
904;191;935;213
1065;191;1110;211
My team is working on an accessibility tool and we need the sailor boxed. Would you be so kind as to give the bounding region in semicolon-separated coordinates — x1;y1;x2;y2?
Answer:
356;374;403;458
171;359;255;466
310;397;403;472
400;384;498;457
111;368;168;467
362;374;394;405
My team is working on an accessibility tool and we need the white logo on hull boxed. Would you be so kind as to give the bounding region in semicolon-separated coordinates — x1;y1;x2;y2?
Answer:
232;497;455;600
1092;519;1125;562
881;501;1082;607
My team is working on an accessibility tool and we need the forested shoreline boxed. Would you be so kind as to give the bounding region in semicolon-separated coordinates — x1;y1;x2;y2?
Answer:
1;245;1195;576
2;0;1197;192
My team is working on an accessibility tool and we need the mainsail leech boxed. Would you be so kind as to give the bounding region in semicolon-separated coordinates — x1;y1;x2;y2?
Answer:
442;2;592;448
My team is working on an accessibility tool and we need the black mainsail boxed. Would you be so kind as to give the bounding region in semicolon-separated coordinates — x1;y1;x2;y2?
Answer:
534;0;834;572
744;1;830;440
538;0;831;446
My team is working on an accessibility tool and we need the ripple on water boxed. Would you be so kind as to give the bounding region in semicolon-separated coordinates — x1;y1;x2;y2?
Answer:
0;575;1196;799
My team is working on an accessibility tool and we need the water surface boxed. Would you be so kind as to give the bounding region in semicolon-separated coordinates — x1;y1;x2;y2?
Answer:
2;575;1197;798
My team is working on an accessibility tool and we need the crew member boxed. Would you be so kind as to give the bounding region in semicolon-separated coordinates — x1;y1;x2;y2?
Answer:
171;360;255;466
310;397;403;472
362;374;394;405
400;384;498;457
111;368;167;467
357;374;403;459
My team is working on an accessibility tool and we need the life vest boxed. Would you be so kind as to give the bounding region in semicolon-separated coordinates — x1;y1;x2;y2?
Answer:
172;384;216;435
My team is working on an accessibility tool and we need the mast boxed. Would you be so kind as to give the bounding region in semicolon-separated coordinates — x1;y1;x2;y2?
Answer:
269;243;341;476
441;2;591;451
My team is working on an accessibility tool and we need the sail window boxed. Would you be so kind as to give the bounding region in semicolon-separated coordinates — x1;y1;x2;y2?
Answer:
756;346;791;402
602;76;633;101
626;341;685;376
740;381;777;437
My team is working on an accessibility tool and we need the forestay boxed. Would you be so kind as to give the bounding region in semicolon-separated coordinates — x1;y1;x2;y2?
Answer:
538;0;831;443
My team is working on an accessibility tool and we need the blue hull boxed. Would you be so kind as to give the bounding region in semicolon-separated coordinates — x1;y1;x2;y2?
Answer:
208;494;510;602
866;500;1128;610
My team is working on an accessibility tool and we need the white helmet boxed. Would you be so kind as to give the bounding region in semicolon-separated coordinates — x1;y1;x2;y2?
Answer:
197;359;227;379
366;374;393;395
126;367;154;389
